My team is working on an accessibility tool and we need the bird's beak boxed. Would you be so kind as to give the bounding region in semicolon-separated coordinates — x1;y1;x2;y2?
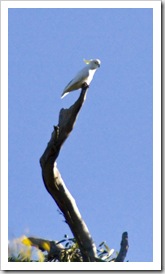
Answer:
83;59;91;64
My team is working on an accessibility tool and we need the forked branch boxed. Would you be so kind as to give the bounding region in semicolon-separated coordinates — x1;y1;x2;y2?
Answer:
40;85;129;262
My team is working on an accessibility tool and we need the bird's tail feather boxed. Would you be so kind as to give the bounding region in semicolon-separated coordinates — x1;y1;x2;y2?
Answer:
61;91;69;99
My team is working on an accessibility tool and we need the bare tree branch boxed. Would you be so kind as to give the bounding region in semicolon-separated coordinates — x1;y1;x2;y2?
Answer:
39;85;129;262
115;232;129;262
40;86;97;262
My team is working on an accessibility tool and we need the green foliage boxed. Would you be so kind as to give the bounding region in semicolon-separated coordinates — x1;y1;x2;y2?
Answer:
8;235;118;262
97;241;118;262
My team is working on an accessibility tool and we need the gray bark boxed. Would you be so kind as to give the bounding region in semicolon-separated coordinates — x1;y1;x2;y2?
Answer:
40;86;97;262
115;232;129;262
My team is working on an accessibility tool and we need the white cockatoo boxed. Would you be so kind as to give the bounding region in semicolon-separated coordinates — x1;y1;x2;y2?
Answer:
61;59;101;98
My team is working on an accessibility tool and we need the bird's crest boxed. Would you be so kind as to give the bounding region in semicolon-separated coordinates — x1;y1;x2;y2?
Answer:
83;59;91;64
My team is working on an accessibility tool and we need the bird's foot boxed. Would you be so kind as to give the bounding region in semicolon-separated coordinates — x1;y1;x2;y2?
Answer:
81;82;89;89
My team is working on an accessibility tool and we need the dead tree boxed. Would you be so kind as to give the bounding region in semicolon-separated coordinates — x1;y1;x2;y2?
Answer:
40;85;128;262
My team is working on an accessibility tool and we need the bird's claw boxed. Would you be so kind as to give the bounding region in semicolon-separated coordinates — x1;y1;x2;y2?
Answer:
81;82;89;89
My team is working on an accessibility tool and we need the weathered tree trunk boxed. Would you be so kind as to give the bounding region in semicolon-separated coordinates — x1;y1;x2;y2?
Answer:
40;86;97;261
40;85;129;262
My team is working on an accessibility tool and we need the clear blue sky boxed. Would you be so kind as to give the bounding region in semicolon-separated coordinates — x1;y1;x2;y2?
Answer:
8;8;153;262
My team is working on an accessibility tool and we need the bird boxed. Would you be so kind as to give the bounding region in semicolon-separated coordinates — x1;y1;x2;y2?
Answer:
61;59;101;98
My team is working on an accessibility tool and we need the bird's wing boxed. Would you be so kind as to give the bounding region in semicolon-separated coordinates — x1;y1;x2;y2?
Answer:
74;66;89;82
61;66;89;98
62;79;73;92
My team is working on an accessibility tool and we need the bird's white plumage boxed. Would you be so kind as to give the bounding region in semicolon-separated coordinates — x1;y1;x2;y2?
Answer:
61;59;101;98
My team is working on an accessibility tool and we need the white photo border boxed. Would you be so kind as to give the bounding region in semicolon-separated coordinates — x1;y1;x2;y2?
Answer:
1;1;161;271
